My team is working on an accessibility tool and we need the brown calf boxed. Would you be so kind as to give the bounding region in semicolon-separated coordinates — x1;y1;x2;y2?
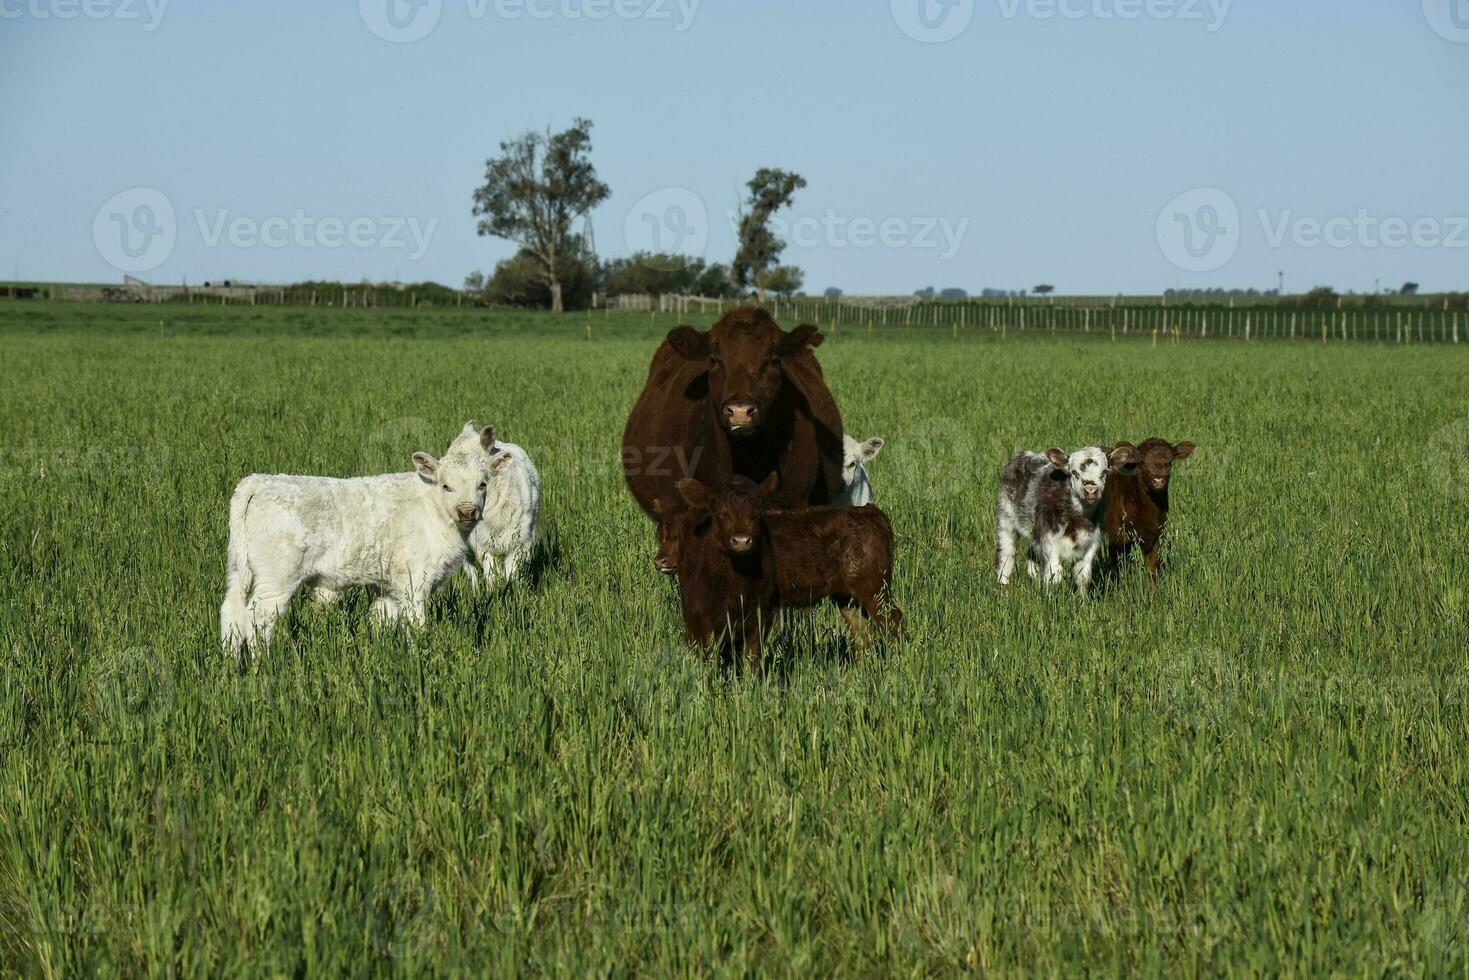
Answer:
667;476;901;666
1102;437;1195;582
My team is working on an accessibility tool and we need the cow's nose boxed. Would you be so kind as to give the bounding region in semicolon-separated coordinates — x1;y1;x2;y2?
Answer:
456;506;480;522
723;401;760;427
728;535;753;552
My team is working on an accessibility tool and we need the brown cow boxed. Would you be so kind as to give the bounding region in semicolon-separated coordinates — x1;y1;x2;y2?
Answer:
669;476;902;665
622;307;845;523
1102;437;1195;582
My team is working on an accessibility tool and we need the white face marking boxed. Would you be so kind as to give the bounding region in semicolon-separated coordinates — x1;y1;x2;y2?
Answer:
1067;448;1111;503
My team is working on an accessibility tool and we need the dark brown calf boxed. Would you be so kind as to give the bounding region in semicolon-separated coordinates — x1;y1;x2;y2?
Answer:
1102;437;1195;582
671;476;779;669
667;476;901;665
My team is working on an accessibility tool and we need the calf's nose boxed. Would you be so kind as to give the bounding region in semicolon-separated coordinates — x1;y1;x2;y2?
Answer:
728;534;754;552
456;505;480;522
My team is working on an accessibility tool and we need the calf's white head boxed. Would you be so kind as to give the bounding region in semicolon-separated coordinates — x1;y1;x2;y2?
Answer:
841;434;885;506
413;421;495;528
1045;445;1135;504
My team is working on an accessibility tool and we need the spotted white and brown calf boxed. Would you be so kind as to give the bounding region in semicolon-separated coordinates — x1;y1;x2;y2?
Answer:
995;445;1137;595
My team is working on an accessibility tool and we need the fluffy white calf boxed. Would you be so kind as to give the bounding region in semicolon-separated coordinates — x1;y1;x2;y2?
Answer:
995;445;1134;595
831;434;885;507
220;422;495;654
466;437;542;590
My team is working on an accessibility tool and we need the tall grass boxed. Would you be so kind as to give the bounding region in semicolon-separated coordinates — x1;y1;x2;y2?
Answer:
1;303;1466;975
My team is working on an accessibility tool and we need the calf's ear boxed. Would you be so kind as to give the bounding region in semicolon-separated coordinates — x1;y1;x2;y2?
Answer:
759;472;780;497
652;498;664;515
861;437;885;462
489;452;514;473
778;323;824;355
677;478;710;510
412;452;439;480
1172;442;1196;460
479;425;496;450
666;326;710;360
1108;445;1140;467
1045;448;1069;468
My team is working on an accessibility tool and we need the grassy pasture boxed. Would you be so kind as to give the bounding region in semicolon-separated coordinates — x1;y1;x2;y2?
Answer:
1;302;1467;976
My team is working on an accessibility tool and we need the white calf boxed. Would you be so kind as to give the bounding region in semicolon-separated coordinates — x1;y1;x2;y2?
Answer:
220;422;495;654
467;437;541;590
995;445;1133;595
832;434;885;507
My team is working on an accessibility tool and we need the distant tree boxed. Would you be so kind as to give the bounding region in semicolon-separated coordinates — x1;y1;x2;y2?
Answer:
1297;286;1340;309
463;271;486;293
471;118;610;313
695;262;737;298
732;168;807;300
824;286;843;300
485;246;598;310
1034;284;1055;296
914;286;936;300
604;253;705;297
939;287;968;299
758;265;804;299
1401;282;1420;296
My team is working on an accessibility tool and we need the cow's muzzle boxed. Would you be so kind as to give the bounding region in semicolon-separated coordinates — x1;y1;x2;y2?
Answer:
722;401;761;432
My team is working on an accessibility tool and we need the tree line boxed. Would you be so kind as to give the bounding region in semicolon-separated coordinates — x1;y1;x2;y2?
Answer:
466;120;806;312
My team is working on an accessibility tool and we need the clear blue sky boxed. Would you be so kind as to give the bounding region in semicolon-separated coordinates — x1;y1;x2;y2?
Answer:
2;0;1465;295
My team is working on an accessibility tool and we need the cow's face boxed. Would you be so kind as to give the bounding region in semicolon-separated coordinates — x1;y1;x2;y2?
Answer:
1130;438;1195;492
841;435;884;504
677;473;778;557
1046;445;1135;503
651;499;686;575
415;422;495;528
666;314;823;436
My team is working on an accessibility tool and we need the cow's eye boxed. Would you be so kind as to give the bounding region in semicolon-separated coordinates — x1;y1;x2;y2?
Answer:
478;482;487;490
441;484;451;492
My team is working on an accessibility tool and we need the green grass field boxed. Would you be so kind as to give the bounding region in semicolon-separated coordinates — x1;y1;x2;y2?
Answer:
2;302;1467;976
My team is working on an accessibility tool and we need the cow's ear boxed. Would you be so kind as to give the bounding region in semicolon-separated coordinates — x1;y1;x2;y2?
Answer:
759;471;780;498
779;323;824;355
677;478;710;510
1045;448;1068;468
666;326;709;360
1108;444;1139;468
489;451;514;473
1172;441;1196;461
412;452;439;481
652;498;664;515
479;425;496;450
860;437;885;462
